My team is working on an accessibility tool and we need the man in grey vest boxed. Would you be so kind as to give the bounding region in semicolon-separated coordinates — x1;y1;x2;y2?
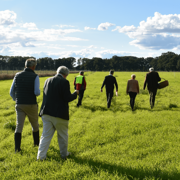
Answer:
10;58;40;152
37;66;79;160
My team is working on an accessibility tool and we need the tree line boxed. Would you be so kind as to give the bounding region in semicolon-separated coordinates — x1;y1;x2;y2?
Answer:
0;51;180;71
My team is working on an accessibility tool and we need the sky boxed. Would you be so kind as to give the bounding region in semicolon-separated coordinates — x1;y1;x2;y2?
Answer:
1;0;180;60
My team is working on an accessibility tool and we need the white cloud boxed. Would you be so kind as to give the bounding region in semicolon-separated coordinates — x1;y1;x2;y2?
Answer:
43;29;82;35
0;26;85;48
59;37;88;41
115;12;180;50
22;23;38;30
0;10;17;26
88;45;97;49
95;49;137;59
98;22;115;31
56;25;75;28
66;45;79;47
84;26;96;30
130;34;180;50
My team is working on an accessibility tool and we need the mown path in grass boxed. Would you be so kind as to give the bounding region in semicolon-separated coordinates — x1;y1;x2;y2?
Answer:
0;71;180;179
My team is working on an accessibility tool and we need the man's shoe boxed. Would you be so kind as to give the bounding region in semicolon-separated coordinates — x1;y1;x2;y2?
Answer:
61;152;71;160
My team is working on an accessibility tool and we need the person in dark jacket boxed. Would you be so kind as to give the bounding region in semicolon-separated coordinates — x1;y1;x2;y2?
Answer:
37;66;79;160
143;67;161;109
101;70;118;108
74;71;86;107
10;58;40;152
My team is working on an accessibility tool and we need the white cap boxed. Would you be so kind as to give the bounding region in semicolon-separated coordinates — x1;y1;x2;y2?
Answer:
149;67;154;72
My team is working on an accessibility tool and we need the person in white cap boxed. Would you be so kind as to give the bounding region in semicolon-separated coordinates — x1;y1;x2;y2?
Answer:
143;67;161;109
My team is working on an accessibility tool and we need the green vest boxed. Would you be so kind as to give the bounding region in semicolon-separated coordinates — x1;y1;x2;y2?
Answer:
76;75;84;84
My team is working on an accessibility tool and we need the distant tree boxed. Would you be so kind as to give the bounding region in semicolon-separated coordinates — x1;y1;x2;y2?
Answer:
156;52;179;71
92;57;103;71
37;57;52;70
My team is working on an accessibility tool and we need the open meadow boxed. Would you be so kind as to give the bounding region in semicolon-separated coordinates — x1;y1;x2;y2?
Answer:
1;71;180;179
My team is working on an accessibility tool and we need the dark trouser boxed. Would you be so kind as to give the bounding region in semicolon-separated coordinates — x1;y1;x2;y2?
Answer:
77;89;85;106
106;90;113;108
128;92;137;110
148;89;157;109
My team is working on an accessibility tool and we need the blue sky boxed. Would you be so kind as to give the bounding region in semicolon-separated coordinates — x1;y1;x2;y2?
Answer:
1;0;180;60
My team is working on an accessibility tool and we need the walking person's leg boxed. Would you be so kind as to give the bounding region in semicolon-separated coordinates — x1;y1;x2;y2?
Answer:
129;92;137;110
15;104;26;152
149;91;153;109
109;91;113;108
77;90;84;107
25;104;39;146
131;92;137;110
37;115;55;160
152;89;157;108
129;92;133;110
54;117;69;159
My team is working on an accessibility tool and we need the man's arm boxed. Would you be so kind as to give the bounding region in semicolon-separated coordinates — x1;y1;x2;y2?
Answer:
10;78;16;101
83;77;86;90
101;77;106;91
114;77;118;92
63;80;77;103
137;81;139;94
126;80;129;94
157;72;161;82
143;74;147;90
34;75;40;96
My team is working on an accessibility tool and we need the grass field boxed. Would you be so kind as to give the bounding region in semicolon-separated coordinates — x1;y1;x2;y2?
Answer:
0;71;180;180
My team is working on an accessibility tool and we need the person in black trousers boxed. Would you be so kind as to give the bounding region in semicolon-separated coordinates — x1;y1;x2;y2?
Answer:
74;71;86;107
143;67;161;109
101;70;118;108
126;74;139;111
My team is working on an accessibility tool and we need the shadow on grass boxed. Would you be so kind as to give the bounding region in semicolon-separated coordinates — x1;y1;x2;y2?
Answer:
70;156;180;180
82;105;108;112
132;106;179;112
46;147;180;180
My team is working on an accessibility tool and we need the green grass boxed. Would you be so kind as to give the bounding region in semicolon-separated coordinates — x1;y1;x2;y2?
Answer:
0;71;180;179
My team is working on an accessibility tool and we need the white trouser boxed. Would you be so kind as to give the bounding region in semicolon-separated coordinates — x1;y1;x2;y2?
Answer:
37;114;69;160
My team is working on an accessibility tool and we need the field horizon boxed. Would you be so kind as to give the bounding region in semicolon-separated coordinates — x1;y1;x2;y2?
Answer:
0;71;180;180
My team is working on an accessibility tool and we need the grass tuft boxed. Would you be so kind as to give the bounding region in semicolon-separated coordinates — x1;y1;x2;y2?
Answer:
4;120;16;130
169;103;178;108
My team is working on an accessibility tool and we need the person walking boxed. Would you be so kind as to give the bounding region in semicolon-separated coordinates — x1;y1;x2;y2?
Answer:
101;70;118;108
143;67;161;109
126;74;139;111
37;66;79;160
74;71;86;107
10;58;40;152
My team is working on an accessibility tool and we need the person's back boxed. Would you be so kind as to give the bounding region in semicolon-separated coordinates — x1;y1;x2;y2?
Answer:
127;79;139;93
145;71;161;91
104;75;117;91
15;68;37;104
40;74;76;120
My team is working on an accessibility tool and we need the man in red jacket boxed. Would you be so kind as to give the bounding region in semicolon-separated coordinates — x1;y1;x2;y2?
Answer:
74;71;86;107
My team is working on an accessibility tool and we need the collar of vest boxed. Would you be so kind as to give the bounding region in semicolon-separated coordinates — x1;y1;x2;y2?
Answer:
24;68;35;73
